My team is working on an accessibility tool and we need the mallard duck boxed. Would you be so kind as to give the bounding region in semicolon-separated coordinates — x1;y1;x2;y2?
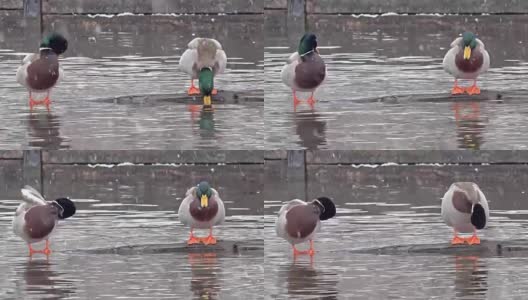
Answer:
281;33;326;106
275;197;336;256
16;33;68;110
179;38;227;107
443;32;490;95
178;181;225;245
12;185;76;256
441;182;489;245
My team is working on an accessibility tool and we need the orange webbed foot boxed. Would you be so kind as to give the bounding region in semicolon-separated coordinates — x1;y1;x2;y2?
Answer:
202;235;217;245
187;86;200;95
466;235;481;245
451;86;465;95
466;85;481;95
451;236;466;245
187;235;201;245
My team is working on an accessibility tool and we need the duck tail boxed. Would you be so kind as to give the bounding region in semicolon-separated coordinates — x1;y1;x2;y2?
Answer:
471;203;486;230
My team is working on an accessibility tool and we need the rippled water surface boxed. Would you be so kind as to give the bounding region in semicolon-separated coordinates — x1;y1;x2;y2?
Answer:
265;15;528;149
264;164;528;299
0;164;264;299
0;14;263;149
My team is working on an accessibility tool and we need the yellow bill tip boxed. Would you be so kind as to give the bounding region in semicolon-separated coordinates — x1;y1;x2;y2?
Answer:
463;46;471;60
203;95;212;106
200;194;208;207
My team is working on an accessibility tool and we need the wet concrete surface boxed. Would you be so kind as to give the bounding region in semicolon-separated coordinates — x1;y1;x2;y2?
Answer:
264;163;528;299
265;13;528;150
0;163;264;299
0;13;264;149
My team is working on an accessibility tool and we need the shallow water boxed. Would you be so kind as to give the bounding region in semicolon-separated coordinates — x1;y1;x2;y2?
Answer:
0;164;264;299
0;14;264;149
264;164;528;299
265;14;528;149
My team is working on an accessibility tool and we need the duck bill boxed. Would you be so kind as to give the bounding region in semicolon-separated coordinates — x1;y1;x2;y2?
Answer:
203;95;212;106
463;46;471;60
200;195;209;208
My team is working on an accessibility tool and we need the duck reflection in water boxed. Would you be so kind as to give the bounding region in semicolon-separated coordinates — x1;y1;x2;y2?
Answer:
23;259;76;300
27;111;68;149
282;261;338;299
294;109;327;149
188;252;221;300
452;102;485;149
188;105;217;140
453;255;488;298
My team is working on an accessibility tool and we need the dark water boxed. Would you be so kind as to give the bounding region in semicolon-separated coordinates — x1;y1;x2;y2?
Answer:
265;14;528;150
0;14;264;150
264;164;528;299
0;163;264;299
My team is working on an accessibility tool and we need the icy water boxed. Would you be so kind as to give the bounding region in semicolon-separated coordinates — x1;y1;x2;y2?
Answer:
0;14;264;150
264;164;528;299
265;14;528;150
0;164;264;299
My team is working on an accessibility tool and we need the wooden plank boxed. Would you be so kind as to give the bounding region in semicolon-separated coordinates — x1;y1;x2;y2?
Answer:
0;0;23;9
307;150;528;164
306;0;528;14
42;0;263;14
265;0;287;9
42;150;264;164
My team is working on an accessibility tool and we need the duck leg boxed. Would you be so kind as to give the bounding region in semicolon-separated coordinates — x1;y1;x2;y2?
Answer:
451;79;465;95
187;79;201;95
43;240;52;255
451;230;465;245
29;91;36;110
27;240;52;256
466;80;481;95
202;227;217;245
306;92;316;106
466;229;481;245
292;242;314;256
187;227;201;245
293;90;301;106
308;240;315;256
28;91;52;110
43;91;51;111
28;243;37;256
292;245;307;256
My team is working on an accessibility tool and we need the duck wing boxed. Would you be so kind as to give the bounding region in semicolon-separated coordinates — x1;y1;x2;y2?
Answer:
21;185;47;206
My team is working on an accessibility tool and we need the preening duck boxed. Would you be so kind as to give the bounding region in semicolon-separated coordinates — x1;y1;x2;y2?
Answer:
12;185;76;256
275;197;336;256
441;182;489;245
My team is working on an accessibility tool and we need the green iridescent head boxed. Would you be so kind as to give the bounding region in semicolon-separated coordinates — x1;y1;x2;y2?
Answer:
40;33;68;55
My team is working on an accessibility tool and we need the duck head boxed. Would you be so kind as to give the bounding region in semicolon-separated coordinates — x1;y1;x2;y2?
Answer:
199;68;214;107
196;181;213;208
312;197;336;220
40;33;68;55
51;198;76;219
461;32;477;60
298;33;318;56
